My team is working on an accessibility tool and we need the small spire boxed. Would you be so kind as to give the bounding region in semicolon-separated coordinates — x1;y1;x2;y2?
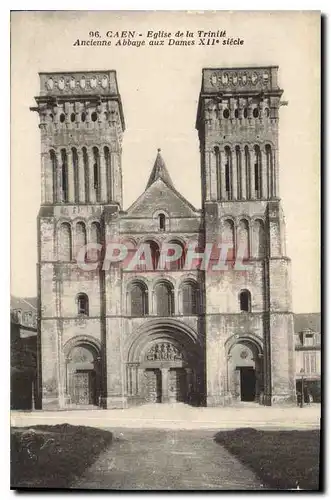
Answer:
145;149;174;190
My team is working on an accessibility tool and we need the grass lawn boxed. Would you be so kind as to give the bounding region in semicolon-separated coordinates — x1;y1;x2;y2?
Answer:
11;423;113;489
214;428;320;490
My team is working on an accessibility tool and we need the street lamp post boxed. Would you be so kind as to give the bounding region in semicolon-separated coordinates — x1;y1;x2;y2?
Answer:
300;368;304;408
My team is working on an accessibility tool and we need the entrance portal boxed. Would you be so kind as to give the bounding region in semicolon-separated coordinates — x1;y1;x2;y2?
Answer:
169;368;187;403
144;369;162;403
240;367;256;401
66;343;100;406
227;338;263;403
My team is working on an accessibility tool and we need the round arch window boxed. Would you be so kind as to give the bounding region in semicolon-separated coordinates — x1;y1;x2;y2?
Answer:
60;113;65;123
223;109;230;119
91;112;98;122
70;113;76;122
253;108;259;118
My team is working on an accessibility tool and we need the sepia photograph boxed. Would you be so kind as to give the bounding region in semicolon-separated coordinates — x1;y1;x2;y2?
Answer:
10;10;321;491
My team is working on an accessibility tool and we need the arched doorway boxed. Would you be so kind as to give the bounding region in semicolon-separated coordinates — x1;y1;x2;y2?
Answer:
126;321;204;406
65;342;101;406
227;338;263;402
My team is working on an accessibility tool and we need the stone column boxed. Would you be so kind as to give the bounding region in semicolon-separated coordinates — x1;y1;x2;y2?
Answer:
231;147;237;200
239;148;246;200
261;149;268;199
67;150;75;203
99;150;108;203
88;147;96;203
249;147;256;200
161;368;169;403
77;150;85;202
55;151;62;202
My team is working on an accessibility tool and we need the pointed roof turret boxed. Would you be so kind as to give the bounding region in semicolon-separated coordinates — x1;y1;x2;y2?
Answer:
145;149;175;189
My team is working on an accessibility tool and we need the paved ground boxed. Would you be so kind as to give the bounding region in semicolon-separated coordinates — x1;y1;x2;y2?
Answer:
73;428;264;490
11;403;321;430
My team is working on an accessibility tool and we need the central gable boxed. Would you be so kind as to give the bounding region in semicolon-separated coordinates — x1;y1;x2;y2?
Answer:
126;178;198;218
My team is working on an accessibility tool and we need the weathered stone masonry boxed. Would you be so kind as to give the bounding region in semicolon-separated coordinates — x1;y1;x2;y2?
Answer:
31;67;295;409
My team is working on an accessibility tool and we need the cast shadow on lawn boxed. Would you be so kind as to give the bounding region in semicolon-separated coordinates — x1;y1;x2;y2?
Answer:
214;428;321;491
11;423;113;489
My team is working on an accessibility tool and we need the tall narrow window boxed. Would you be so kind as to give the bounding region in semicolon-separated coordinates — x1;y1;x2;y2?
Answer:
130;282;148;317
155;281;173;316
224;146;232;200
168;240;185;271
76;222;87;261
237;219;250;260
254;145;262;199
104;146;111;201
214;146;221;200
50;150;57;201
159;213;165;231
236;146;241;199
77;293;89;315
244;146;250;199
61;149;68;202
182;281;198;315
223;219;235;261
72;148;79;202
93;147;100;201
253;219;265;258
82;147;89;202
58;222;72;261
266;144;273;198
239;290;251;312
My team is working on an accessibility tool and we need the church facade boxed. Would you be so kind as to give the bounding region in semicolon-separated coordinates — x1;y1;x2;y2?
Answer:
32;67;296;409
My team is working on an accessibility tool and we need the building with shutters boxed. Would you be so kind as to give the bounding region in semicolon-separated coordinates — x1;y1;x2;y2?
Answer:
31;67;297;409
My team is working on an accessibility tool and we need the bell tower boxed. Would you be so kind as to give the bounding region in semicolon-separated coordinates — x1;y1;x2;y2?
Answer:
196;67;295;406
31;71;125;409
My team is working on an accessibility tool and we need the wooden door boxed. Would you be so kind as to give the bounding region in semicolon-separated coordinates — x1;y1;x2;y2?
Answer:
73;371;90;405
169;369;187;403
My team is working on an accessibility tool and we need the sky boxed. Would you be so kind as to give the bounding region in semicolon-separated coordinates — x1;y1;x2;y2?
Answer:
10;10;320;312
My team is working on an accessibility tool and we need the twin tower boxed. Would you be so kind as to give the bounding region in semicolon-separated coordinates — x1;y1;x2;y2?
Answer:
31;67;295;409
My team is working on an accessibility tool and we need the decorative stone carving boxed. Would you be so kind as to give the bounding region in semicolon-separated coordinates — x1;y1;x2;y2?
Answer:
208;68;271;91
146;343;184;361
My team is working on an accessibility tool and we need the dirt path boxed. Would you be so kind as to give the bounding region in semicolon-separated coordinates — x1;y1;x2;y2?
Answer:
73;428;263;490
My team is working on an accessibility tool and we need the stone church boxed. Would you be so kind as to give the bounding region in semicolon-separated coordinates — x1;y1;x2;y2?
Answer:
31;66;295;409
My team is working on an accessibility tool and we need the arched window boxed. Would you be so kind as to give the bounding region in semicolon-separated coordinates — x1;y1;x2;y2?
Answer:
82;147;89;202
254;145;262;199
91;112;98;122
50;149;57;201
87;221;101;262
61;149;68;202
72;147;79;202
223;219;235;261
244;146;250;199
239;290;251;312
265;144;273;198
214;146;221;200
77;293;89;315
92;147;100;201
253;108;259;118
182;281;198;315
58;222;72;261
81;112;86;122
60;113;65;123
167;240;185;271
243;108;248;118
237;219;250;260
145;240;160;271
223;108;230;119
235;146;241;199
129;282;148;317
155;281;174;316
70;113;76;123
76;222;87;260
234;108;239;118
159;213;165;231
253;219;265;258
104;146;111;201
224;146;232;200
